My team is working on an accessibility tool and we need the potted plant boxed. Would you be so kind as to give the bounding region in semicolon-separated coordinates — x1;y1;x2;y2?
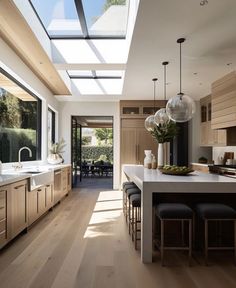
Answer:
149;121;178;167
47;138;66;165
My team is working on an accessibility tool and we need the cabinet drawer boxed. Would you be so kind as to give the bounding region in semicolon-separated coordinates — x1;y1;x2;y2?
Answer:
0;206;6;220
0;218;6;232
0;190;6;207
0;230;7;244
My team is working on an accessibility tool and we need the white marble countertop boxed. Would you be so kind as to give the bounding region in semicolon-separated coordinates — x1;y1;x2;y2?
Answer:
0;174;29;186
191;162;211;167
0;164;71;187
123;165;236;193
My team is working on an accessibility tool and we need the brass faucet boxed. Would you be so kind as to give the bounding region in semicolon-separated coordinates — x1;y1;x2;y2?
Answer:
13;146;32;170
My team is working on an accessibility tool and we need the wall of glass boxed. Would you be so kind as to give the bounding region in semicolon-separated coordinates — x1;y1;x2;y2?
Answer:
0;70;41;163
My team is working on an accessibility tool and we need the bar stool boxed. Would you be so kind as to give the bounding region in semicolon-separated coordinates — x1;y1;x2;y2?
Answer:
122;182;136;217
130;193;141;249
156;203;193;266
126;187;141;233
195;203;236;265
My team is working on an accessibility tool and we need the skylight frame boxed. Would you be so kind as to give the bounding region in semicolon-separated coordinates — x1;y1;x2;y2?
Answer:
28;0;129;40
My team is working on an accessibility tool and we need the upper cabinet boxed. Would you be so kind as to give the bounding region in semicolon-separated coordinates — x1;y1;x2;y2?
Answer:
211;71;236;129
200;95;227;146
120;100;166;118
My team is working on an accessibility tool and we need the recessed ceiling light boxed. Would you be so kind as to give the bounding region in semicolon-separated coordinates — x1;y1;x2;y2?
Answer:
200;0;208;6
193;72;198;75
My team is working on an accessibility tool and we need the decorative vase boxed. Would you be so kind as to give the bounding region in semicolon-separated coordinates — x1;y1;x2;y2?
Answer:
157;143;164;168
47;153;63;165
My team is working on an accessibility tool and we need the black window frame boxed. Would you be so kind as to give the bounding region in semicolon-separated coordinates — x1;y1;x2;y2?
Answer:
0;68;42;162
28;0;128;40
48;107;56;144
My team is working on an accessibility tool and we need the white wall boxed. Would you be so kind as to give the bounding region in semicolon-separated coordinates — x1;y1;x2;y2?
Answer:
59;101;120;189
188;101;212;163
0;39;60;167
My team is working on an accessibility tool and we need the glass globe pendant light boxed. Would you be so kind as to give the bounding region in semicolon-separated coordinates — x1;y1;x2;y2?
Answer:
166;38;196;122
145;78;158;131
154;61;170;125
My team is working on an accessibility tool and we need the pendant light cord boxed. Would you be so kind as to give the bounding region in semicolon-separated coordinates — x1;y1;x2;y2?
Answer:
152;78;157;112
179;41;182;94
164;64;166;101
177;38;185;99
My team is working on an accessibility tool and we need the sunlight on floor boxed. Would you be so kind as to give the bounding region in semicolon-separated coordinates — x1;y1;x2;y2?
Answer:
84;190;123;238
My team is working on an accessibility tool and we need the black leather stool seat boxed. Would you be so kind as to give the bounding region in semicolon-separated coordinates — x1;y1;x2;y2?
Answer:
122;181;134;190
156;203;193;219
127;188;141;198
130;194;141;207
124;184;137;193
196;203;236;220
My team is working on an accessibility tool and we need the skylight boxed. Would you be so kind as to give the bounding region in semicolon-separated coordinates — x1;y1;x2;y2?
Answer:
69;70;124;95
29;0;129;39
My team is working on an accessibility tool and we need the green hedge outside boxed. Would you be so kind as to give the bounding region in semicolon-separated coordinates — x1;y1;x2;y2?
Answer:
82;146;113;163
0;127;37;163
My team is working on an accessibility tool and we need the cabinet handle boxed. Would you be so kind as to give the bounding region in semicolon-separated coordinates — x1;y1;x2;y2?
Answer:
14;184;25;190
37;189;42;192
137;144;139;163
46;185;50;187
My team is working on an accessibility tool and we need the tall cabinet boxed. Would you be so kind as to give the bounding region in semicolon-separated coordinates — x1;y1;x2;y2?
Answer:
120;101;166;166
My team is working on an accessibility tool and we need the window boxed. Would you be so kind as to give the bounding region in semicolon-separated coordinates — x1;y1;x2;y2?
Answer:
0;70;41;163
48;107;56;153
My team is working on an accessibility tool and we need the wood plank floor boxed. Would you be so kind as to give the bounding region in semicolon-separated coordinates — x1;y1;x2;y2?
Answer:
0;180;236;288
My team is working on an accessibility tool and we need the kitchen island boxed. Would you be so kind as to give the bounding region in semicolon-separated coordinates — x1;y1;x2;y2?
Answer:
123;165;236;263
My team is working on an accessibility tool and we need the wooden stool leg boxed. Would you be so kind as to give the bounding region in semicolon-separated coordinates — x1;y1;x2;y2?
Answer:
189;219;192;266
161;219;164;266
234;220;236;265
135;207;138;250
181;220;185;246
205;220;208;266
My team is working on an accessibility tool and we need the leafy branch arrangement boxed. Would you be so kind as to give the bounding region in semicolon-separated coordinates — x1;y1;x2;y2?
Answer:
49;138;66;155
150;120;178;143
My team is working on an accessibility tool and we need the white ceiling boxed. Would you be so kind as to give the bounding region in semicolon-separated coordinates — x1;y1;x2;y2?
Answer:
122;0;236;101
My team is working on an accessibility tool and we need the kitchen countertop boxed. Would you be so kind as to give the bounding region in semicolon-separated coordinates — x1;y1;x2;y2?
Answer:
0;174;29;186
0;163;71;186
191;162;211;167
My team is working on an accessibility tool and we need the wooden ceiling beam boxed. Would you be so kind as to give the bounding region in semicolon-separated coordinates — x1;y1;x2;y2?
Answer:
0;0;71;95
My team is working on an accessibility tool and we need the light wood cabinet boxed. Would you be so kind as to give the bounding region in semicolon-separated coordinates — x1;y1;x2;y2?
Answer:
121;119;157;165
61;168;67;197
211;71;236;129
9;180;27;239
28;183;53;226
120;100;166;118
0;185;9;248
54;170;62;204
67;167;72;192
200;95;227;146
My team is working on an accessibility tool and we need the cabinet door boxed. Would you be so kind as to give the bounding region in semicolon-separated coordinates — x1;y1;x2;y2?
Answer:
200;122;208;146
67;167;71;192
0;186;8;247
121;128;137;165
10;180;27;238
61;168;67;197
45;184;53;209
54;170;62;204
28;189;38;225
37;187;46;216
136;128;157;164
